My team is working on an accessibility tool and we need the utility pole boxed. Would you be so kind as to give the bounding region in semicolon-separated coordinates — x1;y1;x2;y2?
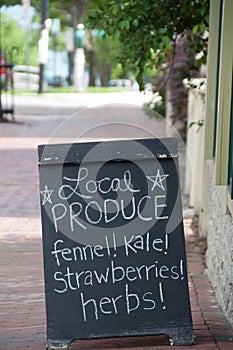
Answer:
38;0;49;94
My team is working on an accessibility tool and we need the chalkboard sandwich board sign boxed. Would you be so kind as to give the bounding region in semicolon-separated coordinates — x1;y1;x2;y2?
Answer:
38;137;194;349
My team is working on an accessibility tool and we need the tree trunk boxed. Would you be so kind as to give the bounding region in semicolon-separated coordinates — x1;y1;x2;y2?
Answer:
88;49;95;86
166;32;200;142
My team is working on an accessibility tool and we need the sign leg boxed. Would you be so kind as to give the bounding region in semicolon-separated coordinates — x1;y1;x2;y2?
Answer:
47;348;69;350
47;341;71;350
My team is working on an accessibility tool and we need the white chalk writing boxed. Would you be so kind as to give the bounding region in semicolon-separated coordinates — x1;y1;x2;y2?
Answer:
44;164;187;322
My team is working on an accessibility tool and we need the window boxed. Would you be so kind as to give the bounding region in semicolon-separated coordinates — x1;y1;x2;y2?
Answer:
213;0;223;157
228;67;233;198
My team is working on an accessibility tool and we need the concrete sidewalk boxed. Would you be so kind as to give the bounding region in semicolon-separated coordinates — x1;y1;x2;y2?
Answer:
0;92;232;349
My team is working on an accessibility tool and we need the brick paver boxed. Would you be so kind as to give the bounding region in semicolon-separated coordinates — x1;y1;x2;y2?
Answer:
0;93;232;349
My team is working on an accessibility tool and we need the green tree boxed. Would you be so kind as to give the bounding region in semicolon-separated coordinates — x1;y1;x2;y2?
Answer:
87;0;209;90
1;14;30;64
93;34;122;86
0;0;18;6
87;0;209;139
18;1;124;86
33;0;125;86
0;2;41;65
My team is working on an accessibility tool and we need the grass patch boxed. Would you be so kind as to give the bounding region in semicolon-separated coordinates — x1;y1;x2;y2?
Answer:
12;86;133;94
45;86;132;93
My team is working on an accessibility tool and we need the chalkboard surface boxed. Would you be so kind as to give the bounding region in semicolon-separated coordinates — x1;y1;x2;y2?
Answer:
38;138;193;349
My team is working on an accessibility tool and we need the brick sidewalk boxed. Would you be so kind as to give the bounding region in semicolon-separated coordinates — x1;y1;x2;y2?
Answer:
0;99;233;349
1;217;232;350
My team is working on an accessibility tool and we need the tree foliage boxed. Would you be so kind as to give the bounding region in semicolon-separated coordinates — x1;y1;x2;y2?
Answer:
87;0;209;90
93;34;122;85
0;0;18;7
1;13;36;64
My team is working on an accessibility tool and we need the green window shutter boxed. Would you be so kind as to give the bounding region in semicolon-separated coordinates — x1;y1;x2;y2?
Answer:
214;0;233;185
228;68;233;198
204;0;222;160
213;0;223;158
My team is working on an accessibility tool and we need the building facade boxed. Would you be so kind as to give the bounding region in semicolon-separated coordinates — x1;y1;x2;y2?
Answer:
190;0;233;326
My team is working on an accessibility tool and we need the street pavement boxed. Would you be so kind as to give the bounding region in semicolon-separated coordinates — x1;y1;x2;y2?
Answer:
0;91;232;349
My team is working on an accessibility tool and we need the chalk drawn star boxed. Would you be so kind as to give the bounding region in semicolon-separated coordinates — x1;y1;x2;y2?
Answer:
40;185;54;205
147;169;169;191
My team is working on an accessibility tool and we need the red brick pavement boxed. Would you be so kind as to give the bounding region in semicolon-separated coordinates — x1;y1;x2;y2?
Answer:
0;101;233;349
1;217;232;349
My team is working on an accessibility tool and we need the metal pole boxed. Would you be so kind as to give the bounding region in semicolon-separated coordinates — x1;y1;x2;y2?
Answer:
38;0;49;94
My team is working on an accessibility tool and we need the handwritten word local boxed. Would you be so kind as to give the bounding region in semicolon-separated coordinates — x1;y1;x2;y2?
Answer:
41;167;170;232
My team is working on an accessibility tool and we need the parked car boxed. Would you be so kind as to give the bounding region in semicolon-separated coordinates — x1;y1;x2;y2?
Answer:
108;79;131;88
46;75;68;88
13;65;43;90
